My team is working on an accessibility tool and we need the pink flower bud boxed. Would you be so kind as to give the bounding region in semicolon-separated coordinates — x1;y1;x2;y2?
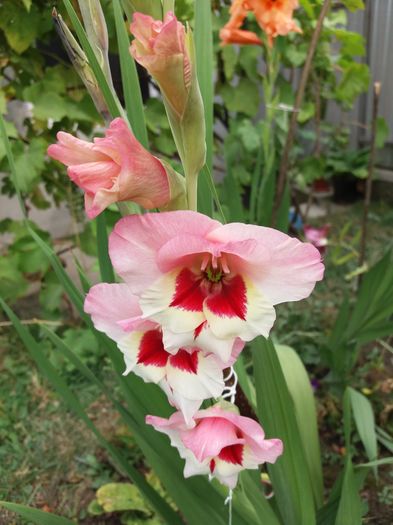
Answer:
130;12;191;117
47;118;184;219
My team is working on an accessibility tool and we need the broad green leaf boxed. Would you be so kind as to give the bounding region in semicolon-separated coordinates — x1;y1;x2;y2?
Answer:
334;30;365;57
340;0;365;11
253;338;316;525
122;0;163;19
96;483;149;512
276;344;323;507
335;458;363;525
336;63;370;107
113;0;148;147
0;258;28;301
194;0;214;216
0;502;74;525
220;78;260;117
221;45;238;80
348;388;378;467
240;471;281;525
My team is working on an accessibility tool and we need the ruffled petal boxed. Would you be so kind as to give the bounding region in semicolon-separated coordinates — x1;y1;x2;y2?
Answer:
84;283;141;341
109;211;219;293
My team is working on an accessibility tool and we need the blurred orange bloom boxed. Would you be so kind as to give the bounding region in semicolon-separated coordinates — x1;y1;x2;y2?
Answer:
220;0;302;47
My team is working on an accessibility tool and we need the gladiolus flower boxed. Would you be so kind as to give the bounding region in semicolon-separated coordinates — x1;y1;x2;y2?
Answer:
130;12;206;194
220;0;302;47
146;405;283;488
84;283;243;422
220;0;262;46
47;118;184;219
108;211;324;360
252;0;302;45
304;225;330;256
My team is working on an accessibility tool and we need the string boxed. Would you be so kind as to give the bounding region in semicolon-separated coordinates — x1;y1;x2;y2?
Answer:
225;489;233;525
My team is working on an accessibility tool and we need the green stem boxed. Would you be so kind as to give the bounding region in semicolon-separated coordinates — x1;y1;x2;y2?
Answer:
255;46;280;225
186;171;198;211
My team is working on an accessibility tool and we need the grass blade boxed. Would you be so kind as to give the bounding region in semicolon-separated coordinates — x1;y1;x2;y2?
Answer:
113;0;149;146
194;0;213;216
62;0;124;119
276;344;323;507
96;212;115;283
0;112;26;217
0;502;74;525
240;471;281;524
253;337;316;525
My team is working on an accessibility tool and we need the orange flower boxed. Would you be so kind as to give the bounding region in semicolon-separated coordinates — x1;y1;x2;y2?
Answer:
251;0;302;46
220;0;301;47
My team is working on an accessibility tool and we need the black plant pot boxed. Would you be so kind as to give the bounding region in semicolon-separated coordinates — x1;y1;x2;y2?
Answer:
332;173;363;204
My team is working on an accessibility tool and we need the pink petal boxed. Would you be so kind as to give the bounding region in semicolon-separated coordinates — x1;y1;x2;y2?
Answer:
180;417;243;462
84;283;141;341
209;223;324;305
47;131;107;166
109;211;219;294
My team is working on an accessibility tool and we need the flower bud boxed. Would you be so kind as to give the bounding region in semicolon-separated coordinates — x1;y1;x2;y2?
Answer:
47;117;186;219
130;12;206;207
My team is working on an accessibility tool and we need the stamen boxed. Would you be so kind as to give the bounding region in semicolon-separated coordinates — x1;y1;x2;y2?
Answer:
201;253;210;271
220;254;230;274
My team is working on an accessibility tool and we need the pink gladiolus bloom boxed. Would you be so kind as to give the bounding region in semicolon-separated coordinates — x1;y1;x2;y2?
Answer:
304;225;330;256
130;12;190;117
109;211;324;360
147;405;283;488
47;118;172;219
84;283;243;422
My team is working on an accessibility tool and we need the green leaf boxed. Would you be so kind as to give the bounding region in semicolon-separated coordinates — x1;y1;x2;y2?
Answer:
113;0;148;147
0;112;27;215
0;300;183;525
221;45;238;80
340;0;365;11
240;471;281;525
194;0;214;216
96;212;115;283
335;459;363;525
336;63;370;107
96;483;149;512
376;117;389;149
334;30;365;57
357;457;393;468
220;78;260;117
348;388;378;466
276;344;323;507
0;502;74;525
253;338;316;525
0;257;28;301
298;102;315;124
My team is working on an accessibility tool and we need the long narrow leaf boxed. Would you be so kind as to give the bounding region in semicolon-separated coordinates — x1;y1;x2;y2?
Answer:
0;299;183;525
348;388;378;474
335;458;363;525
276;344;323;507
240;471;281;525
0;112;26;216
113;0;149;146
194;0;213;216
253;337;316;525
0;502;74;525
96;212;115;283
